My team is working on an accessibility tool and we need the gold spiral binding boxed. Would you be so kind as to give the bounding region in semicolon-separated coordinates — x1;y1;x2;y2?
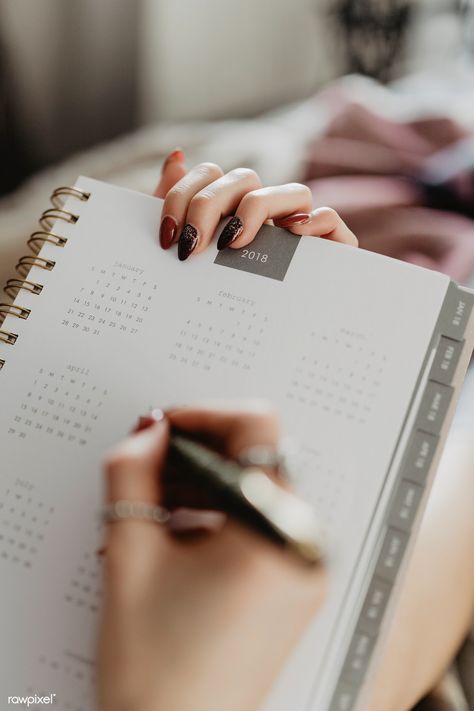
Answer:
28;230;68;254
4;279;44;300
0;330;18;345
15;256;56;279
1;185;87;368
39;208;79;231
0;303;30;320
50;186;90;209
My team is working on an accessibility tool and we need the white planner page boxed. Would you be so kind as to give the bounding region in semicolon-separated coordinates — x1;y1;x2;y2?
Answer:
0;178;450;710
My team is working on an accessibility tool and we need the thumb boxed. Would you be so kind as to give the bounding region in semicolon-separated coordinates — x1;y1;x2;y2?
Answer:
154;148;187;198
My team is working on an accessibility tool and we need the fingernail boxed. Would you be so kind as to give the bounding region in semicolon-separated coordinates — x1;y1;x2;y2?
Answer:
178;224;198;261
162;147;185;172
274;213;311;228
133;416;155;433
159;215;178;249
150;408;165;422
169;508;227;533
133;409;165;433
217;216;244;250
96;546;107;557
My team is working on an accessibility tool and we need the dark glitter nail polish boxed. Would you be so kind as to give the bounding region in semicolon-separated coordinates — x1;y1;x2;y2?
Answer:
217;216;244;250
178;224;199;261
159;215;178;249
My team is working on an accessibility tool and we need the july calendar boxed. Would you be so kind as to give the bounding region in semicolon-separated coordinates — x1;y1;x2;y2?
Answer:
0;178;473;711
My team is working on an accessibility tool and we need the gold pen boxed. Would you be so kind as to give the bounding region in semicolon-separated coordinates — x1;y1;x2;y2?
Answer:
162;431;326;566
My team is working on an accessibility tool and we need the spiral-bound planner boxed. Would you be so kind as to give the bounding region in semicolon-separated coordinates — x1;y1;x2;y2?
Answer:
0;177;473;711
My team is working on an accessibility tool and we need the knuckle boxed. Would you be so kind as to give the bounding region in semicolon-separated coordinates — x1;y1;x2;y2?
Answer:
240;189;263;210
162;185;187;213
232;401;280;444
318;206;338;219
315;206;339;226
288;182;312;200
196;161;224;180
244;398;278;420
189;190;214;210
228;167;261;185
302;184;313;202
165;181;189;201
103;448;138;477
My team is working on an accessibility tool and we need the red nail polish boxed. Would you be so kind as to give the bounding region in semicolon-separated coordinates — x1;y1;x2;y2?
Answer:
274;213;311;228
159;215;178;249
132;409;165;433
133;416;156;433
96;546;107;557
162;148;185;171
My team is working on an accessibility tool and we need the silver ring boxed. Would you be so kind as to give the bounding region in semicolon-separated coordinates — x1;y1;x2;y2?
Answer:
237;439;297;479
237;445;284;470
102;500;171;525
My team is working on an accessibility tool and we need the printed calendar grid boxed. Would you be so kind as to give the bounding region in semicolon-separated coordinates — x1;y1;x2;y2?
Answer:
168;292;270;373
285;328;388;426
7;365;107;446
60;264;158;338
0;478;54;569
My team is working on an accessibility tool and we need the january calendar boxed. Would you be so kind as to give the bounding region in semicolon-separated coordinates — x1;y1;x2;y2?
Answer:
0;177;473;711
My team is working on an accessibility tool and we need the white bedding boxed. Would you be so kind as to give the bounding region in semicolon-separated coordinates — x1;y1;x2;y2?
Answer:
1;69;474;291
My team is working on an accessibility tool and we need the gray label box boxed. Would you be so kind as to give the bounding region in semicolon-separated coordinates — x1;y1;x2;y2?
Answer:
404;430;439;485
341;631;377;685
430;336;463;385
358;577;393;637
416;381;453;435
329;682;358;711
388;480;424;533
214;223;300;281
438;282;474;341
376;528;409;583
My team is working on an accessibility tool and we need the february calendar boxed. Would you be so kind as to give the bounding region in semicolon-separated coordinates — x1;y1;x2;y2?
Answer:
1;178;473;711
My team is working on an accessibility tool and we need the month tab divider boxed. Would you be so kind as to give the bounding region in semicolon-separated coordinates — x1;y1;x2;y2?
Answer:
328;282;474;711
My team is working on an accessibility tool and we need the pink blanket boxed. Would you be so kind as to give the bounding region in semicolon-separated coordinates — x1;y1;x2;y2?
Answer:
304;100;474;284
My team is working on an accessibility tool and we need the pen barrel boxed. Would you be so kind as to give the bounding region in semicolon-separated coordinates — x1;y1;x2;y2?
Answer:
163;435;285;545
162;434;325;565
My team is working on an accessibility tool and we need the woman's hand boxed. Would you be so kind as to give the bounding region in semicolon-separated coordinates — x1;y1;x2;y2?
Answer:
154;149;357;260
97;403;326;711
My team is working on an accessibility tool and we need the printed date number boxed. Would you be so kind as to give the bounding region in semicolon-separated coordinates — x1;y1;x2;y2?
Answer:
241;250;268;263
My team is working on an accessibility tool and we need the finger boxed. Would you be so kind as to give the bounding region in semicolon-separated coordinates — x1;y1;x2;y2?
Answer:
153;148;187;199
216;183;312;250
103;416;169;507
101;418;170;589
275;206;358;246
178;168;262;259
169;508;227;534
166;400;279;460
159;162;224;249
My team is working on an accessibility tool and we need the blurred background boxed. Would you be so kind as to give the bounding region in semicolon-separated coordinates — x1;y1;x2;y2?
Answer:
2;0;472;287
1;2;474;708
1;0;474;192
